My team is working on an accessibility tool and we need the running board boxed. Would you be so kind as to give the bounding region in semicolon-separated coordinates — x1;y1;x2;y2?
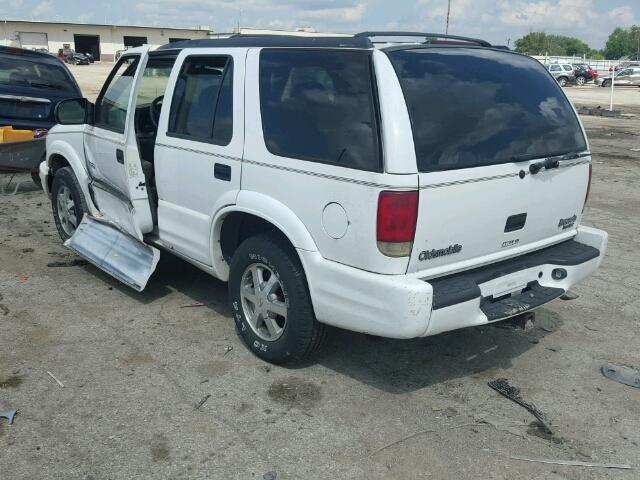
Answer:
64;215;160;292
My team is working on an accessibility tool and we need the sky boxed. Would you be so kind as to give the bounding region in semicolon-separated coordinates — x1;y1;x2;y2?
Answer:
3;0;639;49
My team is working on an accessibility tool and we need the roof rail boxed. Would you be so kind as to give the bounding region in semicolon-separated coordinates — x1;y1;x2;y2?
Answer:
354;31;492;48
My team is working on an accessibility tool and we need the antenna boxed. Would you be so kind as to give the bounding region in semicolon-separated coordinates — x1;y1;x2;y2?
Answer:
445;0;452;34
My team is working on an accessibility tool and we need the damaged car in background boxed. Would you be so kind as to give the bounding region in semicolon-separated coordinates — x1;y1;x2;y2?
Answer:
38;32;606;365
0;46;81;186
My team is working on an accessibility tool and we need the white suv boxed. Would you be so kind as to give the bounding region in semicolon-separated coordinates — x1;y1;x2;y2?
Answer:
41;32;607;365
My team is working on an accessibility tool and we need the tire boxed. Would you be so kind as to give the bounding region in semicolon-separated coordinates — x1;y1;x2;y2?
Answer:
602;80;611;88
576;75;586;86
558;77;568;87
228;234;327;365
51;166;88;241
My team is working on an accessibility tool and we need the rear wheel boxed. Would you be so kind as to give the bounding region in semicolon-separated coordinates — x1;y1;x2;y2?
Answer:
228;234;327;365
576;75;586;86
557;76;568;87
51;167;87;241
602;79;611;88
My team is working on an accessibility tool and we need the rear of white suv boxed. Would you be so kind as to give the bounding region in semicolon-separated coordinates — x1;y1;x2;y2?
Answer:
289;43;606;353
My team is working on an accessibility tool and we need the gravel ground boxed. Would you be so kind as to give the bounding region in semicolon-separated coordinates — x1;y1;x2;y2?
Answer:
0;64;639;479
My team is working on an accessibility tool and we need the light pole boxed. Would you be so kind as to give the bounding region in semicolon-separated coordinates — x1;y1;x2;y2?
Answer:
445;0;452;34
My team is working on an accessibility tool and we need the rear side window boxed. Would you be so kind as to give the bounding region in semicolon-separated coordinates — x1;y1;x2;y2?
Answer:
389;48;587;172
168;55;233;146
259;49;381;171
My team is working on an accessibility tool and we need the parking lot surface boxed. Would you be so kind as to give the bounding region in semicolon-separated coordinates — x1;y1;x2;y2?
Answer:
1;64;639;479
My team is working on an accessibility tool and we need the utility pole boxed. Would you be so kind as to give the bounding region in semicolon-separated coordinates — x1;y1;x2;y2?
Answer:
445;0;452;34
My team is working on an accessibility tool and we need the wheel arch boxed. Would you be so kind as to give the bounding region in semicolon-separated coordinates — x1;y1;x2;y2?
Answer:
211;192;319;282
46;140;97;214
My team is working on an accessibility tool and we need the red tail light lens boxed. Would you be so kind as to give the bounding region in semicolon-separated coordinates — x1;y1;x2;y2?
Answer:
376;191;419;257
583;163;592;211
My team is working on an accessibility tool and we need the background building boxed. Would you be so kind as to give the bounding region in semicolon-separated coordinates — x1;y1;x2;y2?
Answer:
0;20;211;61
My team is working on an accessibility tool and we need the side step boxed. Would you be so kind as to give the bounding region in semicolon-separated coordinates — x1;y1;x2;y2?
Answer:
65;215;160;292
481;282;564;321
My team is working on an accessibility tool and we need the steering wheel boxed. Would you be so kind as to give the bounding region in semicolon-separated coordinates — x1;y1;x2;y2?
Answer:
149;95;164;129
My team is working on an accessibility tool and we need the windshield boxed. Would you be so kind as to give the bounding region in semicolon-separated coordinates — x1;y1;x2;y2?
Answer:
0;55;77;92
388;48;587;172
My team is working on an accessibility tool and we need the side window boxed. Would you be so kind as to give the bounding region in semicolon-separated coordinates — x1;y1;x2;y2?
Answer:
563;65;573;71
259;49;381;172
94;56;140;133
550;65;561;72
168;55;233;146
135;57;175;107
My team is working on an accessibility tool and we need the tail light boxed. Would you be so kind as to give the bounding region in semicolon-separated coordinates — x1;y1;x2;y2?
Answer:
376;191;419;257
583;163;592;211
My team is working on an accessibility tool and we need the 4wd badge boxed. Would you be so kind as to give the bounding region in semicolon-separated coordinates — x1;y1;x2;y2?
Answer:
419;244;462;261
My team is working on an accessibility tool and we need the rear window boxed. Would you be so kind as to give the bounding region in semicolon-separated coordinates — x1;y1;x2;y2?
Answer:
0;55;77;93
388;48;587;172
259;49;381;172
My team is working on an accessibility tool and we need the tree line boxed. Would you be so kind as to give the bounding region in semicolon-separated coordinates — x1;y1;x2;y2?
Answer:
514;26;640;60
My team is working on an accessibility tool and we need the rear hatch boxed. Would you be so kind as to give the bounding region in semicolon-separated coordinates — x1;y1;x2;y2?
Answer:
387;47;590;276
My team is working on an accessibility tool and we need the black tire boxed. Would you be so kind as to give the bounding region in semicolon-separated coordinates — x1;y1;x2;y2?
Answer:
228;234;328;365
558;76;568;87
602;79;611;88
576;75;586;86
51;166;88;241
31;171;42;188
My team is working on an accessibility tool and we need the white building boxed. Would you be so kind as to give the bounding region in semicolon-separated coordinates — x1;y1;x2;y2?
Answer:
0;20;211;61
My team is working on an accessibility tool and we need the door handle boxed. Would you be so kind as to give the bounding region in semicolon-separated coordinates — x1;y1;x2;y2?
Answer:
214;163;231;181
116;149;124;164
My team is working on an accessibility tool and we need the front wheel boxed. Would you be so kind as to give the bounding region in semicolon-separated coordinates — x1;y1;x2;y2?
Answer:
602;80;611;88
51;167;88;241
228;234;327;365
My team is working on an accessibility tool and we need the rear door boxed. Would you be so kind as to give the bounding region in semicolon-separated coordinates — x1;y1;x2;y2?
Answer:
154;49;244;265
387;48;590;277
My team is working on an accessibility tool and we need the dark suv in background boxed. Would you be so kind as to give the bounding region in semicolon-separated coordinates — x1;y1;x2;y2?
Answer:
572;64;599;85
0;46;81;130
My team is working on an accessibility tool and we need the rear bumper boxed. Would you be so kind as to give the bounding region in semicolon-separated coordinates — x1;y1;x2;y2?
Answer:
300;226;607;339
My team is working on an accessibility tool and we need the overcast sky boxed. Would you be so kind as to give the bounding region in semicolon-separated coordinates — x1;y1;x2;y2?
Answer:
4;0;639;49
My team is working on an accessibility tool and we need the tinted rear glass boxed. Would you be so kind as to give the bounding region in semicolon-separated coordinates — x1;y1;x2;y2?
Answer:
0;55;77;93
388;48;587;172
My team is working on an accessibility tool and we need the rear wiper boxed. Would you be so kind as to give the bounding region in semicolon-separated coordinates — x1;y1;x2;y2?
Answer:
512;151;588;163
529;152;588;174
27;80;65;90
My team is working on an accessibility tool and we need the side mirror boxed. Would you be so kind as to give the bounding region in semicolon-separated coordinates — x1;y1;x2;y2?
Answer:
54;98;92;125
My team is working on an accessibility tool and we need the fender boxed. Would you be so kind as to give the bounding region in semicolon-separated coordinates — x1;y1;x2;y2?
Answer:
210;190;319;281
45;135;99;215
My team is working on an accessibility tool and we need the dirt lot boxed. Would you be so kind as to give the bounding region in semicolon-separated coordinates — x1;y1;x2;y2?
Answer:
1;64;639;479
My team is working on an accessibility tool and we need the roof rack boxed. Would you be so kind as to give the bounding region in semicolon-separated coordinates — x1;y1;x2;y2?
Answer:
157;35;371;51
354;31;492;48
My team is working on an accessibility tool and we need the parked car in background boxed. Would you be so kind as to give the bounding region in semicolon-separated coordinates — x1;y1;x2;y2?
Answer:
57;47;73;62
41;34;606;365
572;64;598;85
609;61;640;72
66;52;90;65
83;52;95;63
548;63;575;86
0;46;82;130
596;67;640;87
